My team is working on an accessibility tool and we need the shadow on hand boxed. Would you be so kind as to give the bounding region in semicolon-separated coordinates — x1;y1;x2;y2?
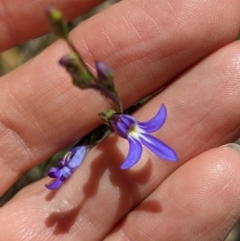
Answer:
44;204;81;235
45;133;159;235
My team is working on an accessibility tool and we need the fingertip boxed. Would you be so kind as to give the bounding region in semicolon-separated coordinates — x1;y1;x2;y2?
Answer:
220;142;240;155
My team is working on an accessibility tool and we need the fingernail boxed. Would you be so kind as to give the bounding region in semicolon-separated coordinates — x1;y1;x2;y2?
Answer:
222;143;240;153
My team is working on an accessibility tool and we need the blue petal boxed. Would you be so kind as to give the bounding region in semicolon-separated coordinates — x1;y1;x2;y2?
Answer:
140;134;177;161
58;158;65;168
45;177;63;190
110;114;136;139
120;137;143;169
60;166;72;178
110;118;128;138
138;104;167;133
48;167;60;178
120;114;136;127
67;146;88;170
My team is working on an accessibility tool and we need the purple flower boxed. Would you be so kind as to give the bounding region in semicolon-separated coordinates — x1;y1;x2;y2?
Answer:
45;145;88;190
109;104;177;169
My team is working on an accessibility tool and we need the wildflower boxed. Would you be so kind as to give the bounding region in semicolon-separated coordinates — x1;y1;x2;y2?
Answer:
45;145;88;190
108;104;177;169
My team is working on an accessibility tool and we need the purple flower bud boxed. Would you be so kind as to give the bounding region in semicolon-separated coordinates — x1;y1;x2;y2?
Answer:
96;61;114;81
59;53;79;71
45;7;68;38
59;53;92;88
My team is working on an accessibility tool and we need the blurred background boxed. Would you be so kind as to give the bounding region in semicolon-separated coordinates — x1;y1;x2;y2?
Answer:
0;0;240;240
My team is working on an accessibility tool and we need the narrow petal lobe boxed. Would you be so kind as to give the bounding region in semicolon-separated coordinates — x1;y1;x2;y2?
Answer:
120;137;143;169
138;104;167;133
68;146;88;169
45;177;63;190
140;134;178;161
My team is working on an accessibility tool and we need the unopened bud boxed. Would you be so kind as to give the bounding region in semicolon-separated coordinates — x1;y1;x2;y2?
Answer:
99;109;116;126
46;7;68;39
59;53;92;89
96;61;114;80
59;53;79;72
96;61;117;94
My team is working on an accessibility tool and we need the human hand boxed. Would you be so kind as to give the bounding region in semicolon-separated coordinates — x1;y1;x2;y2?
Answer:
0;0;240;240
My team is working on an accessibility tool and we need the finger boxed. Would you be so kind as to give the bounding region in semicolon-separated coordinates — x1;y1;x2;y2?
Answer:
0;0;239;196
105;146;240;241
0;0;104;51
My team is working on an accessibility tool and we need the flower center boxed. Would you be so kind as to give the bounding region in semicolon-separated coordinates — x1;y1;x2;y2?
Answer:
128;124;141;140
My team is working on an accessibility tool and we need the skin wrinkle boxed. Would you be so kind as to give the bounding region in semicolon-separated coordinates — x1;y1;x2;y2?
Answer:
41;87;76;117
76;31;96;70
93;2;160;62
165;184;203;231
30;87;72;118
0;86;36;166
100;4;134;55
119;12;144;44
130;1;161;32
134;0;188;33
117;12;151;77
5;79;50;134
119;228;138;241
125;210;157;241
0;83;76;182
9;75;51;146
166;0;178;25
99;23;117;54
14;67;92;143
126;10;160;49
0;121;34;174
67;207;97;240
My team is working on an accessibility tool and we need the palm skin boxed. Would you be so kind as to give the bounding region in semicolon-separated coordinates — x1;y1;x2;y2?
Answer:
0;0;240;240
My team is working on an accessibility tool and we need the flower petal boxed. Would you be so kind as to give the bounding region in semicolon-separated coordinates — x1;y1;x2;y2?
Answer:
110;118;128;138
47;167;60;178
67;146;88;169
120;137;143;169
60;166;72;178
45;177;63;190
120;114;136;127
140;134;178;161
110;114;136;139
138;104;167;133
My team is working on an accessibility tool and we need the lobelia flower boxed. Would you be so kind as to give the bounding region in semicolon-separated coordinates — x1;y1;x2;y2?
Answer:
45;145;88;190
108;104;177;169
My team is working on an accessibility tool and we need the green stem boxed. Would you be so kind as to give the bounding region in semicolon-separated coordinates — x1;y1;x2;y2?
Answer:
66;38;97;82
